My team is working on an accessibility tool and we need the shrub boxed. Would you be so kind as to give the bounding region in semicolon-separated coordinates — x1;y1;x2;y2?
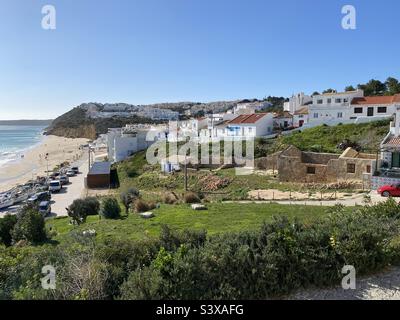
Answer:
184;192;200;204
100;197;121;219
120;188;140;214
163;193;177;205
134;200;150;213
120;200;400;300
0;215;17;246
67;198;100;225
11;207;47;244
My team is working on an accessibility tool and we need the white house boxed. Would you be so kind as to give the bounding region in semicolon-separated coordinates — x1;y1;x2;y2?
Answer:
380;105;400;169
273;111;294;129
106;125;163;162
293;106;309;128
308;89;364;125
234;101;272;114
283;93;312;114
213;113;274;140
350;94;400;120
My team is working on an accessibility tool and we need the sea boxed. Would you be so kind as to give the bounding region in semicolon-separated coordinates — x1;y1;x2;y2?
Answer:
0;125;46;168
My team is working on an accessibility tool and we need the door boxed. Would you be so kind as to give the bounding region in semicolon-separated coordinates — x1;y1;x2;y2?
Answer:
392;152;400;168
299;120;304;127
367;107;374;117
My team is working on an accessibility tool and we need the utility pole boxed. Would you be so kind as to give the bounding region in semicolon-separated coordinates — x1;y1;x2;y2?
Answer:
184;154;188;191
88;146;91;173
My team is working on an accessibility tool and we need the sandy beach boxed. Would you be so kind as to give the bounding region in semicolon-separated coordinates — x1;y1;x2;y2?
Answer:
0;135;89;192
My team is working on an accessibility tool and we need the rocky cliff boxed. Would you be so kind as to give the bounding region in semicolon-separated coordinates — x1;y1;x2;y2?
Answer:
45;106;162;140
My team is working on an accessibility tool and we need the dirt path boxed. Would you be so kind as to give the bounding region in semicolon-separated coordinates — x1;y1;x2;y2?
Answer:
226;190;390;207
289;267;400;300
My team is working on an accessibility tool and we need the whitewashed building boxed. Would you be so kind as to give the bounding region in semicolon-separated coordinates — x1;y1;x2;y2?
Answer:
293;106;309;128
308;89;364;125
234;101;272;114
211;113;274;140
350;94;400;120
106;125;165;163
273;111;294;130
283;93;312;114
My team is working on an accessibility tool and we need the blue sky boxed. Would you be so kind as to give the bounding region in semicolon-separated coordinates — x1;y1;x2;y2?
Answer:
0;0;399;119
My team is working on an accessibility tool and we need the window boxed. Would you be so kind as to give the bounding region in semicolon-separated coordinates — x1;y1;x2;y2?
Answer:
335;98;342;103
317;99;323;104
313;113;319;118
347;163;356;173
378;107;387;113
366;165;371;173
354;107;363;114
337;112;343;118
327;98;332;104
344;98;349;103
307;166;316;174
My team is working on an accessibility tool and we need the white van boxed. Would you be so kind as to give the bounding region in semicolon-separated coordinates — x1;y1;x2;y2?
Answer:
48;180;62;193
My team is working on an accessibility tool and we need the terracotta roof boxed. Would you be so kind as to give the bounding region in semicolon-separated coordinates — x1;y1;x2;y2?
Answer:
384;136;400;146
351;94;400;105
273;111;293;118
294;106;309;115
228;113;268;124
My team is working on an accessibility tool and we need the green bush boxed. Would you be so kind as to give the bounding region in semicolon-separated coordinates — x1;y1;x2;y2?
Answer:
100;197;121;219
1;200;400;300
120;201;400;299
67;197;100;225
0;215;17;246
11;207;47;244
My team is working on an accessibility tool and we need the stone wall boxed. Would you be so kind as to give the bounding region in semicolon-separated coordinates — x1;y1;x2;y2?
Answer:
275;145;375;183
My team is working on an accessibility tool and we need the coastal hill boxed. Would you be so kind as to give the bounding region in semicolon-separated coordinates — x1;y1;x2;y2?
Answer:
45;100;245;139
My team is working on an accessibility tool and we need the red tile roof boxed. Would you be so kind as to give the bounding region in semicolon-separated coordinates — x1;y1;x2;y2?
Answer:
228;113;268;124
351;94;400;105
273;111;293;118
384;136;400;146
294;106;309;115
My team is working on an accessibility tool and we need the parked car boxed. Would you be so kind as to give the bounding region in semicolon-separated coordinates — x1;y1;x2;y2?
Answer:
38;201;51;216
59;175;70;185
27;191;51;204
66;169;76;177
381;170;400;179
71;166;79;174
378;184;400;197
48;180;62;193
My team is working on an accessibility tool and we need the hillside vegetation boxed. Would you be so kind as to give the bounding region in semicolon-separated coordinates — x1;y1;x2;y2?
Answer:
46;107;162;140
274;120;390;154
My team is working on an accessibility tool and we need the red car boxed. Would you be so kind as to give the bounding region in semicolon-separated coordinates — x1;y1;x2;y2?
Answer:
378;184;400;197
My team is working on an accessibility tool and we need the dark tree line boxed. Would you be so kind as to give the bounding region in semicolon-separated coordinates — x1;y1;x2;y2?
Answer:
318;77;400;97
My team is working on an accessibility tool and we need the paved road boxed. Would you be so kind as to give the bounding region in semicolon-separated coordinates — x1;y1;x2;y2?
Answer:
49;158;89;217
0;157;89;218
289;267;400;300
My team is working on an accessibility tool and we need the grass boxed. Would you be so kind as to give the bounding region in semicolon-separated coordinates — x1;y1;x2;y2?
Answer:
115;152;363;202
276;120;390;153
47;202;341;243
